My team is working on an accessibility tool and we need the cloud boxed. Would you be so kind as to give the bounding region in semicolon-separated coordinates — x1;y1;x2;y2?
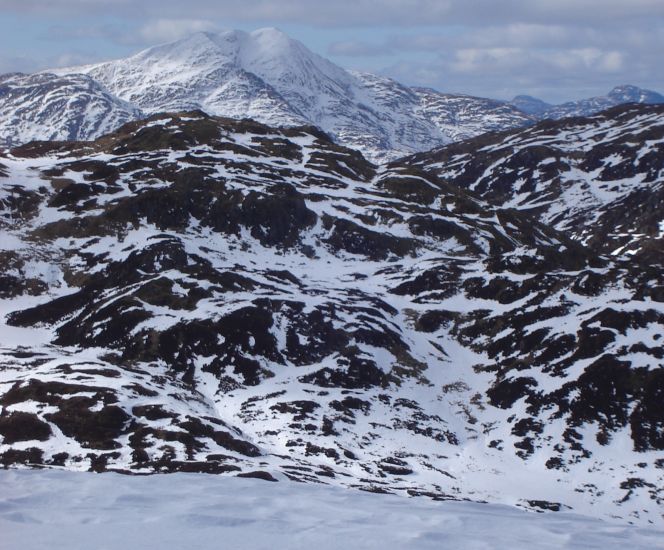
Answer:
446;47;625;75
138;19;220;44
383;23;663;54
40;18;221;49
4;0;664;27
51;52;103;68
450;48;524;74
384;42;652;102
327;41;393;57
0;50;104;73
324;17;662;101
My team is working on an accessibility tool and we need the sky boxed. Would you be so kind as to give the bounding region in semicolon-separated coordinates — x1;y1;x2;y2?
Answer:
1;0;663;103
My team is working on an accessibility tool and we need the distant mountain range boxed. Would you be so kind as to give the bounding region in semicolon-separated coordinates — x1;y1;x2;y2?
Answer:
0;28;662;160
510;84;664;120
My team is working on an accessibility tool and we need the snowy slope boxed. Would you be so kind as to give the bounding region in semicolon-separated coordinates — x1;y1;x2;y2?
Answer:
413;86;535;142
3;470;664;550
58;30;314;127
0;73;142;149
0;111;663;526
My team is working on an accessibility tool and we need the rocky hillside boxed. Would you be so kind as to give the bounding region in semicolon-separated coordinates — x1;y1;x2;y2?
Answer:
403;103;664;264
412;86;536;143
0;107;662;525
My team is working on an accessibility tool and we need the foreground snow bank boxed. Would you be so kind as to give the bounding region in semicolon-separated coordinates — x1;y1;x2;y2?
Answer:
1;470;662;550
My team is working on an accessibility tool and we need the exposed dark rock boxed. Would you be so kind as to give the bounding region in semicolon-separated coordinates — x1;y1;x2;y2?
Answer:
237;470;278;482
0;411;52;444
325;216;417;260
300;357;387;389
45;401;130;450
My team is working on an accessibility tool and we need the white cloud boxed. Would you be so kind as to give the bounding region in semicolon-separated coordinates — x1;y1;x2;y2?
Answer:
0;50;105;73
382;41;657;103
327;41;393;57
51;52;100;68
138;19;220;44
451;48;524;73
599;51;624;72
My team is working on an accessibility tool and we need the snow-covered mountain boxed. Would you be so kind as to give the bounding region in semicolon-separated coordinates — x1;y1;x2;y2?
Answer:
46;29;532;162
60;29;342;127
1;107;662;525
0;72;142;149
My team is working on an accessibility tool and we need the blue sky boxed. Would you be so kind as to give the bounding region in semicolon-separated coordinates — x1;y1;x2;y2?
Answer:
1;0;663;103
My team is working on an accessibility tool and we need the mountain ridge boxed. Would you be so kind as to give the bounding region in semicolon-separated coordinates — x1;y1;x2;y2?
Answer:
402;102;664;263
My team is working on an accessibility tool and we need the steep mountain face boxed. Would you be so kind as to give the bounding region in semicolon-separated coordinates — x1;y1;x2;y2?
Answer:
535;85;664;120
403;103;664;264
0;73;142;149
412;87;534;142
1;110;662;525
41;29;533;162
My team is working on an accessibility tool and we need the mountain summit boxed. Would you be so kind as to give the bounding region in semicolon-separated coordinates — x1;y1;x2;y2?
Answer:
63;29;354;126
608;84;664;104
